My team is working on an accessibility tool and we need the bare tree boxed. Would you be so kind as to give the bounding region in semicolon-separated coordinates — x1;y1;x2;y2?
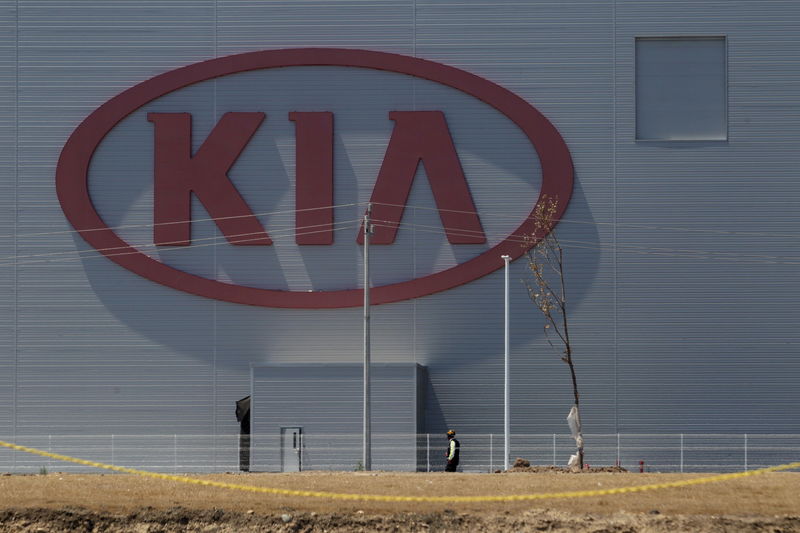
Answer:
523;195;584;470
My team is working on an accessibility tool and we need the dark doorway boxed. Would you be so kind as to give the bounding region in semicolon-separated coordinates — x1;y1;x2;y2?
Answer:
235;396;251;472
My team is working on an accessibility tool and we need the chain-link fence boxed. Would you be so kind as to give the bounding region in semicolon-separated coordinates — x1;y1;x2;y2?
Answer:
2;433;799;474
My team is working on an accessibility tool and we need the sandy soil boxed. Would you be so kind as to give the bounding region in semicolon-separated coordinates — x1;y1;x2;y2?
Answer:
1;468;799;532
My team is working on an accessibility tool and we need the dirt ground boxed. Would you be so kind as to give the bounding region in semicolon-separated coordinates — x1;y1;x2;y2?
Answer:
1;467;799;532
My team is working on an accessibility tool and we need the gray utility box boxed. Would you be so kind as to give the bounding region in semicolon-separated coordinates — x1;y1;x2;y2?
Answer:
250;363;426;471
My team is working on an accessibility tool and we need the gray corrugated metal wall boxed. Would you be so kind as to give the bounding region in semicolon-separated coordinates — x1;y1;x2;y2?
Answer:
0;0;798;471
251;363;423;471
614;0;800;432
0;0;16;446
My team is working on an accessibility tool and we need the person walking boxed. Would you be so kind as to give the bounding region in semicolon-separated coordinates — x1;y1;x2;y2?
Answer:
445;429;460;472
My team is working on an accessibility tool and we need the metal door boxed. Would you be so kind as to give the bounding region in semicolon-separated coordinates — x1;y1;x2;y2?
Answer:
280;427;302;472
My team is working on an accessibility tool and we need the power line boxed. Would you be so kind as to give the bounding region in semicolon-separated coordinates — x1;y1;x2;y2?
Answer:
5;199;798;241
0;218;362;264
0;205;796;268
370;202;800;240
2;201;364;241
2;215;797;270
0;221;362;267
369;220;800;267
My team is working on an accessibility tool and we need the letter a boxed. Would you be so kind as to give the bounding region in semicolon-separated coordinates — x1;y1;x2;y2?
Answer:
148;112;272;246
358;111;486;244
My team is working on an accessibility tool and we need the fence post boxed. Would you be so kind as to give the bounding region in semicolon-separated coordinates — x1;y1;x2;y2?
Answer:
174;434;178;474
680;433;684;473
552;433;556;466
48;435;52;471
616;433;620;467
426;433;430;472
744;433;748;471
489;434;493;472
111;434;115;467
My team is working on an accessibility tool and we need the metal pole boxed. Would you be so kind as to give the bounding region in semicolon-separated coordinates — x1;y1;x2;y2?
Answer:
363;203;372;471
501;255;511;471
426;433;430;472
744;433;748;471
489;433;493;473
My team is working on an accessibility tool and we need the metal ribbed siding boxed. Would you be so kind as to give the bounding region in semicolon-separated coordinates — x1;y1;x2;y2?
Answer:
613;0;800;432
0;0;797;473
251;363;423;471
412;0;619;436
10;1;217;439
0;1;17;442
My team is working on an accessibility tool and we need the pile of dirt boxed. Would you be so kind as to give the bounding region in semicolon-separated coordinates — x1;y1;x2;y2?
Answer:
505;465;629;474
1;507;797;532
498;458;628;474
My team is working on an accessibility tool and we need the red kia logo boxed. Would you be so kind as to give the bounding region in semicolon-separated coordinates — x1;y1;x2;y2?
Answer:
56;48;573;308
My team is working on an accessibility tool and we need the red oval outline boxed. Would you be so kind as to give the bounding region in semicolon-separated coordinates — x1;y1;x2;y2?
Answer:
56;48;573;308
